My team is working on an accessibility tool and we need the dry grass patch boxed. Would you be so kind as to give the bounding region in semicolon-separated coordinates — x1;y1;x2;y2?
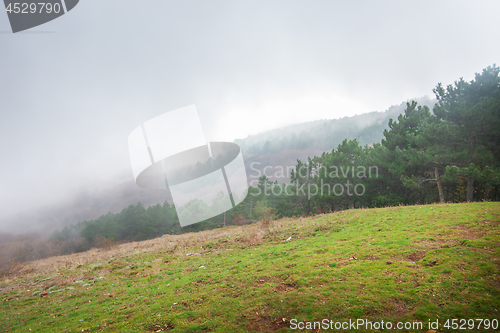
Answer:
0;216;304;288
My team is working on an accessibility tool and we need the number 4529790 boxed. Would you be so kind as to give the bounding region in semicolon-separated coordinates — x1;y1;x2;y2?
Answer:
444;319;498;330
6;3;62;14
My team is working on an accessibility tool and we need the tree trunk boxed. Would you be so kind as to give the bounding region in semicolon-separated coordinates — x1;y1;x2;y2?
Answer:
435;167;445;203
467;176;474;202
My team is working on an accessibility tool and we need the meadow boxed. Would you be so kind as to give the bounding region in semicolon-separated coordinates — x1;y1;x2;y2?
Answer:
1;202;499;332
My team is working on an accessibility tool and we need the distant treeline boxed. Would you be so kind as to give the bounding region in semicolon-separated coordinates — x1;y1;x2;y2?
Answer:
2;65;498;272
234;97;434;156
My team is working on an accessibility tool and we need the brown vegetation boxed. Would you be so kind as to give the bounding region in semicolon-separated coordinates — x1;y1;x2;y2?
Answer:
0;214;330;286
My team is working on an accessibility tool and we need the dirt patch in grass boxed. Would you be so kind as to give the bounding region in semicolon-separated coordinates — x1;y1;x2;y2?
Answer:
146;323;174;331
256;276;273;284
0;283;17;294
388;300;413;317
193;279;213;286
406;251;426;262
254;276;298;293
247;315;288;332
451;224;487;240
415;239;449;247
273;282;298;292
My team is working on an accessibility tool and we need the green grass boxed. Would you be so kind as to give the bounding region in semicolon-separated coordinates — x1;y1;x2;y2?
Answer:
1;202;499;332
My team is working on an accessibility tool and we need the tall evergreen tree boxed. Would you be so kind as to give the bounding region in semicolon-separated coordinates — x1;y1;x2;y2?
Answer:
433;65;500;201
382;101;444;203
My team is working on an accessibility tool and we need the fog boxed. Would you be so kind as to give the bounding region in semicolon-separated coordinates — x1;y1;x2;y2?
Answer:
1;0;499;234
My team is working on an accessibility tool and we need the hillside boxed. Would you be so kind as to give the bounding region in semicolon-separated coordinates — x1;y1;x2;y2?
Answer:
237;96;435;183
1;202;498;332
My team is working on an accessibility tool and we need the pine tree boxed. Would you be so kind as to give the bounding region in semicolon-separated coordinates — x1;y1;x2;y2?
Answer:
433;65;500;201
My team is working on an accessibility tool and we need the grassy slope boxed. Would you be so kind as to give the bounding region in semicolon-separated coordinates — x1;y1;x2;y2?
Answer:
1;202;499;332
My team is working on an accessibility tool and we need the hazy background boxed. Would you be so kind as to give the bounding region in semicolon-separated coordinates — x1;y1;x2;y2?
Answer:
1;0;499;234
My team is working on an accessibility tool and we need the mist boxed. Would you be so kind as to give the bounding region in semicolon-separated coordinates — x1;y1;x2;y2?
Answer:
1;0;499;234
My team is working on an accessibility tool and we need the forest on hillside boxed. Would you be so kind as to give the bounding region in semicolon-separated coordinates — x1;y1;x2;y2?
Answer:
235;95;434;155
1;65;499;272
237;96;435;184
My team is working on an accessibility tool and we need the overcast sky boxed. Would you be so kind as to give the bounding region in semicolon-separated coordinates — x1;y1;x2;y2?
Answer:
0;0;499;227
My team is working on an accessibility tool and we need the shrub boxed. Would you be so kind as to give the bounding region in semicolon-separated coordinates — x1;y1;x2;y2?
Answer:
96;237;119;251
233;214;245;226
